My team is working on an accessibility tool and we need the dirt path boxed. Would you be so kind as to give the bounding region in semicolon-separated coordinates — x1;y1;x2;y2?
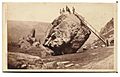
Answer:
8;46;114;69
43;47;114;69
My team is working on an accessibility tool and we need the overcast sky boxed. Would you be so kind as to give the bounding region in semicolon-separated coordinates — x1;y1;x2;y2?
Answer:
5;3;117;31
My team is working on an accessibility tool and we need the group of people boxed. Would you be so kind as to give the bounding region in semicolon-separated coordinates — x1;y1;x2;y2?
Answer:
60;6;75;14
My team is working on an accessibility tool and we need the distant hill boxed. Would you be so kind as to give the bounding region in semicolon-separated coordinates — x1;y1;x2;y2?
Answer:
7;20;52;43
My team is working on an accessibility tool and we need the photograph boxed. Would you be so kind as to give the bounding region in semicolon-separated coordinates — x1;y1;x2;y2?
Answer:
2;2;117;72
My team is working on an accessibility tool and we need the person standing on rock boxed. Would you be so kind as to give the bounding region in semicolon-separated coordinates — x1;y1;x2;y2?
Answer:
62;8;65;13
72;7;75;14
66;5;71;14
60;9;62;14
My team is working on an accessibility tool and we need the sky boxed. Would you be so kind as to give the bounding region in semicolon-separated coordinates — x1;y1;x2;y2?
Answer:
5;3;117;31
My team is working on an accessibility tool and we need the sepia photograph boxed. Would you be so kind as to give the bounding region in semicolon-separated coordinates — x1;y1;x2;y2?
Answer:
2;2;117;72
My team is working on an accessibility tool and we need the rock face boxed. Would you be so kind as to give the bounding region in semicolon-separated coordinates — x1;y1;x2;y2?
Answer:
100;18;114;36
8;52;43;69
43;12;91;55
92;18;114;46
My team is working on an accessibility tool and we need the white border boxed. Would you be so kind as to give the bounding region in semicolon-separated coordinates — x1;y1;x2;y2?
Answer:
0;0;120;77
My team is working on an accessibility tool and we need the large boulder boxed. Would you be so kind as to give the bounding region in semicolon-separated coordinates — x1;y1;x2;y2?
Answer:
43;12;91;55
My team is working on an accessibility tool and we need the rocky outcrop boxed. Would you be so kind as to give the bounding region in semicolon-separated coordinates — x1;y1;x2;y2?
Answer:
92;18;114;46
100;18;114;36
8;52;43;69
43;11;91;55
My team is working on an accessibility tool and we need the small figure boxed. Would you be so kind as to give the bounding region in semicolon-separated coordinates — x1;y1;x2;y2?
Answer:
60;9;62;14
72;7;75;14
66;5;71;13
62;8;65;13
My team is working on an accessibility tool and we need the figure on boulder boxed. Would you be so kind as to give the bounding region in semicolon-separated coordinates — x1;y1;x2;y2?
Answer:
66;5;71;13
72;7;75;14
62;8;65;13
60;9;62;14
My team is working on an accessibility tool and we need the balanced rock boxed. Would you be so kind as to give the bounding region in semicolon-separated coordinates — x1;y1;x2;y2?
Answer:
43;11;91;55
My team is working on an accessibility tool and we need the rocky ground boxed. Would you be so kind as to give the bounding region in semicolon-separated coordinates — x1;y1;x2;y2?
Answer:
8;44;115;70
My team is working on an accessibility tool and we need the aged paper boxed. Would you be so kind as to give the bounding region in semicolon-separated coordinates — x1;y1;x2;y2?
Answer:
2;2;117;72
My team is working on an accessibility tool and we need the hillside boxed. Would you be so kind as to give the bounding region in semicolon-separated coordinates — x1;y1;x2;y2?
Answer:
7;20;52;43
100;18;114;36
92;18;114;46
